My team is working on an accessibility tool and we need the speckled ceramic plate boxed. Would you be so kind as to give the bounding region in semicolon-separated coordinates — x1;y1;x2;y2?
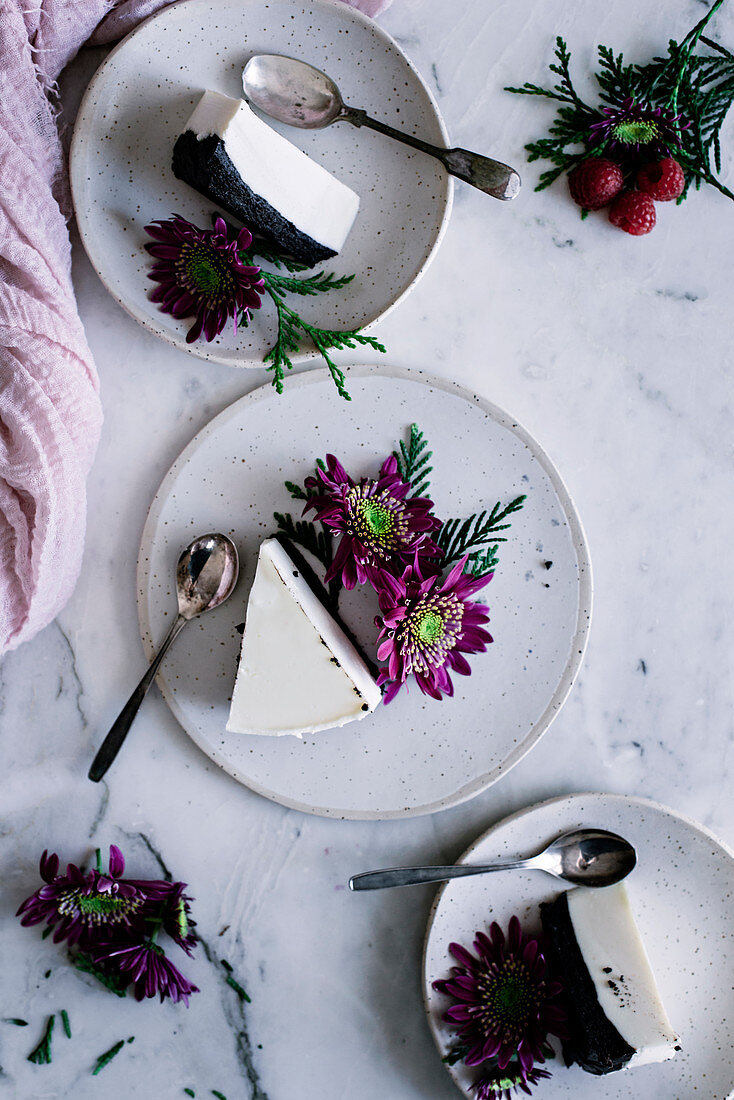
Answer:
424;792;734;1100
70;0;451;367
137;365;591;818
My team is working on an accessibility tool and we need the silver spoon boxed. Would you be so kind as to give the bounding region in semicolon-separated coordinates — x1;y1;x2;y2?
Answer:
349;829;637;891
88;533;239;782
243;54;521;201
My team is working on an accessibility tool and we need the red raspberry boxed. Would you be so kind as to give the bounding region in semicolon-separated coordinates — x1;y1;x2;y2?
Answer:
608;190;656;236
568;158;624;210
637;158;685;201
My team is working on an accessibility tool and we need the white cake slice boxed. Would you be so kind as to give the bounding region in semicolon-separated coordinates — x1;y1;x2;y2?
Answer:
227;538;381;737
542;883;679;1074
172;90;360;266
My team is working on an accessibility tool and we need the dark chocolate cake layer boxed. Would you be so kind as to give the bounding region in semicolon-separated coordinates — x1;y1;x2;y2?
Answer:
172;131;336;268
541;892;635;1075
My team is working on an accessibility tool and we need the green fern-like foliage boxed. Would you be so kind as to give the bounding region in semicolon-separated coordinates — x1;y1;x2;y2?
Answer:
435;496;527;573
393;423;433;497
273;513;333;573
284;480;309;501
239;241;386;400
464;545;501;578
73;952;128;997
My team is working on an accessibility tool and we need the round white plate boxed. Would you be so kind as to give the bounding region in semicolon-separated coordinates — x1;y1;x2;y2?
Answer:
424;792;734;1100
137;365;592;818
70;0;452;367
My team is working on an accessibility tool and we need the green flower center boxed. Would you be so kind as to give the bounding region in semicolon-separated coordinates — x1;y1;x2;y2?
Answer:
416;610;445;645
180;244;233;301
57;888;141;925
479;958;537;1036
396;592;464;676
612;119;659;145
346;485;408;559
77;894;128;916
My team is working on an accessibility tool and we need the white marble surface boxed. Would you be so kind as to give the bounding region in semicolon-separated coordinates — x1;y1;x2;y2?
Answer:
2;0;733;1097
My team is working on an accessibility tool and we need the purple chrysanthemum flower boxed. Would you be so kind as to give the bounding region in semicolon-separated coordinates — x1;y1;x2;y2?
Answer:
144;214;264;343
433;916;566;1076
589;97;688;156
304;454;442;589
91;939;199;1005
374;558;492;702
472;1063;552;1100
16;846;143;946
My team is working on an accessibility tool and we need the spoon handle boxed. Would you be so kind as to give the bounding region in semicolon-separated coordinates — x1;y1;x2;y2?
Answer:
349;859;532;891
88;615;187;782
341;107;520;201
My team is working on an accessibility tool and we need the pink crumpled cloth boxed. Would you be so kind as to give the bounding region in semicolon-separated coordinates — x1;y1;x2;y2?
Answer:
0;0;390;657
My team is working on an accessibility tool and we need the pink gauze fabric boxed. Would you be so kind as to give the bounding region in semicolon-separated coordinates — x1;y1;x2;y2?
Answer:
0;0;391;657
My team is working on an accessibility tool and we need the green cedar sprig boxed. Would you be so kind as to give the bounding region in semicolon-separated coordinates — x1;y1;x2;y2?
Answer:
27;1015;55;1065
73;951;128;997
91;1038;133;1075
506;0;734;201
273;514;333;573
239;244;386;400
393;423;433;497
434;496;527;575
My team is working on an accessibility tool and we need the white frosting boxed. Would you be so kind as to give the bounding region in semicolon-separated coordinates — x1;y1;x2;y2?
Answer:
226;539;381;737
184;90;359;253
567;883;678;1068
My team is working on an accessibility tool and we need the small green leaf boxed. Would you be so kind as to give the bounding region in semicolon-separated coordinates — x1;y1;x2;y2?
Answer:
393;424;433;496
435;496;526;568
91;1039;126;1075
27;1015;55;1065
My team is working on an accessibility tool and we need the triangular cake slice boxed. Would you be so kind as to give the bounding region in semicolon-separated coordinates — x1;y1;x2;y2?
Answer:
227;538;382;737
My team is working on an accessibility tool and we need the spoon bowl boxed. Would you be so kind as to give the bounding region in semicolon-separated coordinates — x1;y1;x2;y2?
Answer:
540;828;637;887
88;533;239;782
349;828;637;891
243;54;342;128
176;533;240;618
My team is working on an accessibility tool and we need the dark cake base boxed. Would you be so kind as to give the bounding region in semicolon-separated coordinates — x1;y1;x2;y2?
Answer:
172;131;336;269
541;892;635;1075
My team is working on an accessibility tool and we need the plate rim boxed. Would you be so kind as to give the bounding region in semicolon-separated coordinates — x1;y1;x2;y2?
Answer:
136;363;593;818
69;0;454;368
421;790;734;1097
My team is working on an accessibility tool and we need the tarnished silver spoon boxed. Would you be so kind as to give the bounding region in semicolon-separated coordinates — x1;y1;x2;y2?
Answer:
88;533;239;782
243;54;521;201
349;829;637;891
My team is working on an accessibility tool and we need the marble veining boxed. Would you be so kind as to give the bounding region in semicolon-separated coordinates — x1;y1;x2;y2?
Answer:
1;0;733;1097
